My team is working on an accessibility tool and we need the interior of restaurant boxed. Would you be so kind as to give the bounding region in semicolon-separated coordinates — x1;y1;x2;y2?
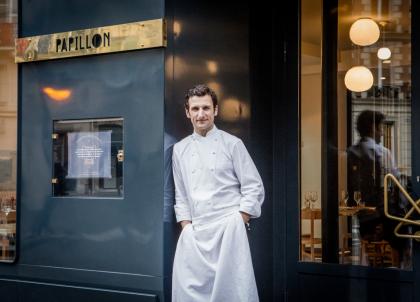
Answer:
0;0;17;262
301;0;412;269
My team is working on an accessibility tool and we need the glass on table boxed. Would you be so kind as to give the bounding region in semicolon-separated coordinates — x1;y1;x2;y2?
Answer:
304;191;311;208
340;190;349;207
354;191;362;207
309;191;318;209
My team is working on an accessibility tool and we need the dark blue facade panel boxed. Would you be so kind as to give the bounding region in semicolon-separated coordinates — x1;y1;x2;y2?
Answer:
2;279;157;302
21;0;164;37
0;280;18;302
3;0;168;299
20;50;165;276
165;0;273;300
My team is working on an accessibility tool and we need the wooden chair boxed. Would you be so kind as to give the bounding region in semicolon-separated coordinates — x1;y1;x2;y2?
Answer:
0;237;10;260
362;240;399;267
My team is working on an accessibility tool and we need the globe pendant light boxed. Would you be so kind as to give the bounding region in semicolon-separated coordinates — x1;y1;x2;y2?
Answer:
344;66;374;92
349;18;380;46
377;47;391;60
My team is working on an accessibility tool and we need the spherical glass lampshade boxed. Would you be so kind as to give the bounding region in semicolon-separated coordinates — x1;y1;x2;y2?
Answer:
344;66;374;92
377;47;391;60
349;18;380;46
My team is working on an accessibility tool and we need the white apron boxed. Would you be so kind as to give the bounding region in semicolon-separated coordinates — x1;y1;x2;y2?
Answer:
172;211;259;302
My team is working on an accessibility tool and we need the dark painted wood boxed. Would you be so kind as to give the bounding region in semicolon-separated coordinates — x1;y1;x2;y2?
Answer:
281;0;301;301
321;0;339;263
272;3;288;302
17;280;157;302
249;2;274;301
299;274;413;302
164;0;275;300
411;1;420;301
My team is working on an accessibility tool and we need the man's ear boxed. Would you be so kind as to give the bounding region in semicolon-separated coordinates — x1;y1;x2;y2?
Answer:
185;107;191;118
214;105;218;117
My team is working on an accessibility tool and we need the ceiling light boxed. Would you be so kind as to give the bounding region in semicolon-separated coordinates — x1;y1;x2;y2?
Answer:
344;66;374;92
349;18;380;46
377;47;391;60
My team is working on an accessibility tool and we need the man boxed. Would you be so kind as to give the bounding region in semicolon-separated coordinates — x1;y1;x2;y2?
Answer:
347;110;398;210
172;84;264;302
347;110;407;264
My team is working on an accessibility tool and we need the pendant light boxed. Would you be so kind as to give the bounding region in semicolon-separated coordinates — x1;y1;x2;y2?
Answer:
344;66;374;92
349;18;380;46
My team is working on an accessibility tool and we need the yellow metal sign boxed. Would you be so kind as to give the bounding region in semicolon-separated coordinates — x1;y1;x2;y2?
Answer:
15;19;166;63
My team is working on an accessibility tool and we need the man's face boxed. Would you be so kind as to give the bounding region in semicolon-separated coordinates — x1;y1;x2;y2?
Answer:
374;122;384;143
186;94;218;135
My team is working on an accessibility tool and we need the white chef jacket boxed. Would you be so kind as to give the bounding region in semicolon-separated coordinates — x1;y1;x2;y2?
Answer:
172;125;265;223
172;125;264;302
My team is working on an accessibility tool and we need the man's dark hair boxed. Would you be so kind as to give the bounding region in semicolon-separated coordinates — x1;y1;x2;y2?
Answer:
356;110;385;138
185;84;218;109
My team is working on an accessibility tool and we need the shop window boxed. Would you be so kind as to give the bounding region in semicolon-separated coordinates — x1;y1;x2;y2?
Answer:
300;0;413;269
0;0;17;262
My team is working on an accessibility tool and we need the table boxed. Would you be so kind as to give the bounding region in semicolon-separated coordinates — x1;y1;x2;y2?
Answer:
301;206;376;263
339;206;376;264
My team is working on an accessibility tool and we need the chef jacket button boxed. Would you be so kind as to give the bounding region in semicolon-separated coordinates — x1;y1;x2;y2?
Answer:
212;151;216;155
210;168;214;172
192;169;196;174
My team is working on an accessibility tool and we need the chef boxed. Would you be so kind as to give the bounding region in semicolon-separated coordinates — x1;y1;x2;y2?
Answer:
172;84;265;302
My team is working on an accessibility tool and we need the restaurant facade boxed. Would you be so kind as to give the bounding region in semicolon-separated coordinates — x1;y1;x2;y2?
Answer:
0;0;419;301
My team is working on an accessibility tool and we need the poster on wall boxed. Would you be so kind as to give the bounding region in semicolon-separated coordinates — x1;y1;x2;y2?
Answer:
67;131;112;178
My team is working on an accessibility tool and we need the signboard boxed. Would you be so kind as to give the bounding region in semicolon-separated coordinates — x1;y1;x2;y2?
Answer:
67;131;112;179
15;18;166;63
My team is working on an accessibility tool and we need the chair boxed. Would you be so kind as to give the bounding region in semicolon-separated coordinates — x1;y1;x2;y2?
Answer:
0;237;10;260
362;240;399;267
301;208;322;261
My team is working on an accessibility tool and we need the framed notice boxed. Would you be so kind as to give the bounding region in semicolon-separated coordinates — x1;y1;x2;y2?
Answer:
67;131;112;179
52;118;123;197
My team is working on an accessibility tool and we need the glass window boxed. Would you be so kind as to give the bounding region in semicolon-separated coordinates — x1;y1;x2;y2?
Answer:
53;118;124;198
0;0;17;262
300;0;413;269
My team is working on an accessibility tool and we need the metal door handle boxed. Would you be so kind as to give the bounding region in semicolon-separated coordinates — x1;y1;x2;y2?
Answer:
384;173;420;241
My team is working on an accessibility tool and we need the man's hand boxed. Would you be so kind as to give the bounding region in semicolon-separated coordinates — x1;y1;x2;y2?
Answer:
240;211;251;223
180;220;192;229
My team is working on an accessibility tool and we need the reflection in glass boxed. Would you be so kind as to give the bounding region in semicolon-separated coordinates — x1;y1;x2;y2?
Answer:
0;0;17;262
53;118;124;198
339;0;412;269
300;0;413;269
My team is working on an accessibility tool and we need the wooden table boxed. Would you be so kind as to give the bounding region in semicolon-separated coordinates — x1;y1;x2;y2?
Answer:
339;206;376;264
301;206;376;263
301;208;322;261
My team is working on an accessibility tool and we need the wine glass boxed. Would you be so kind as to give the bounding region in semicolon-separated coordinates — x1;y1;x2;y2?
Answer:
341;190;349;207
304;192;311;209
310;191;318;209
354;191;362;207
